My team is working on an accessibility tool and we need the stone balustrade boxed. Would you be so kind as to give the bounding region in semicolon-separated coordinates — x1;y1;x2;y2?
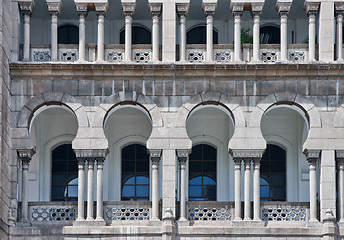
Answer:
104;201;151;224
261;202;310;222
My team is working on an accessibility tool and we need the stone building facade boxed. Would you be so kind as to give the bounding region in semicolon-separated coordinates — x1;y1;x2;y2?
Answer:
2;0;344;239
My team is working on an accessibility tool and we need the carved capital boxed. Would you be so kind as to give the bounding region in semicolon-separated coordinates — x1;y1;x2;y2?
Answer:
304;1;319;16
337;151;344;167
202;2;217;17
176;149;190;164
149;149;162;164
149;3;162;17
336;3;344;16
74;149;108;160
18;148;36;162
230;3;244;15
276;0;292;16
46;0;62;15
95;2;108;15
251;3;264;15
303;149;320;165
74;2;88;15
176;3;189;17
121;1;136;17
16;0;35;15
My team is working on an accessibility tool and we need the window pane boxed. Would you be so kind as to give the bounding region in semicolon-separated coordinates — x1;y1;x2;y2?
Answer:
136;185;149;197
122;185;135;197
189;186;202;198
136;176;149;185
189;176;202;185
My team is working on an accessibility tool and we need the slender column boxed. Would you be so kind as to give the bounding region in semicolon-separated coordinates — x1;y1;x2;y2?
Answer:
308;13;316;61
78;13;87;62
252;13;260;62
337;12;343;61
18;149;35;225
253;159;261;220
150;150;162;221
96;159;105;221
280;13;288;61
234;158;242;220
177;150;190;221
122;1;136;62
149;3;162;62
337;156;344;222
76;159;85;221
86;159;94;221
305;149;320;222
233;11;243;61
176;3;189;62
96;13;105;62
23;13;31;61
203;2;217;62
47;1;62;61
244;159;251;220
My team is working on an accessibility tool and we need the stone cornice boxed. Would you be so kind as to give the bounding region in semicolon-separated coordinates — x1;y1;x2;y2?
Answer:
74;149;109;159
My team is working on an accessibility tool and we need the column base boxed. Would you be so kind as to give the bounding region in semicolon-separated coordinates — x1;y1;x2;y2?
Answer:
94;217;106;226
177;217;189;226
307;219;321;227
16;218;31;227
148;217;162;226
73;218;86;226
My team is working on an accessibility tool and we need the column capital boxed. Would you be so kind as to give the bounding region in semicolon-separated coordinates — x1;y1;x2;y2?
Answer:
276;0;292;16
336;2;344;16
121;0;136;17
304;1;319;16
95;2;109;16
149;2;162;18
176;2;190;17
74;149;109;160
303;149;321;165
74;2;89;16
46;0;62;16
202;1;217;17
149;149;162;164
251;3;264;16
176;149;190;164
14;0;35;16
18;148;36;162
230;3;243;16
336;151;344;167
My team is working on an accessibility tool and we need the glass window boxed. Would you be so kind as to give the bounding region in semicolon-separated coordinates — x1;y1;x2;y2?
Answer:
121;144;150;201
187;26;218;44
260;26;280;44
260;144;286;201
189;144;217;201
51;144;78;201
58;25;79;44
120;26;151;44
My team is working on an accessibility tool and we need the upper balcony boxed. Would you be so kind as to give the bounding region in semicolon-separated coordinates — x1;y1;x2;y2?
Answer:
12;0;344;64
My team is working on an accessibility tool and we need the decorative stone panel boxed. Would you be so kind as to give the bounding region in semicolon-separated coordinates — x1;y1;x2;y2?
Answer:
59;49;78;62
187;202;233;221
261;50;278;62
261;204;308;222
289;51;306;63
214;51;231;63
106;50;124;62
105;207;150;221
133;50;151;63
31;207;76;222
187;50;205;63
32;49;51;62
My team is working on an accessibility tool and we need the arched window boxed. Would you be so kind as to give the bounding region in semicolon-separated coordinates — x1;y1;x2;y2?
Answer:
260;26;280;44
187;26;218;44
121;144;150;201
58;25;79;44
120;26;151;44
260;144;286;201
51;144;78;201
189;144;216;201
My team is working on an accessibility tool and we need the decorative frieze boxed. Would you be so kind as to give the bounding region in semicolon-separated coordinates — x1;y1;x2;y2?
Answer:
105;206;150;221
262;206;307;222
106;50;123;62
289;51;306;62
187;50;205;63
231;149;264;159
74;149;109;159
133;51;151;63
188;207;232;221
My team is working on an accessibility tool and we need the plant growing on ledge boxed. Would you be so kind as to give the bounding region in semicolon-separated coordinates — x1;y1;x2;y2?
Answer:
241;28;253;44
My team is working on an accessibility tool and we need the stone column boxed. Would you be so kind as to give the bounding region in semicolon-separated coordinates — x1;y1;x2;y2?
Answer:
177;150;190;222
18;149;35;226
177;3;190;62
336;4;344;61
305;2;319;62
233;158;242;220
337;151;344;222
150;149;162;221
95;3;108;62
46;0;62;61
96;158;105;223
121;1;136;62
149;3;162;62
75;3;88;62
18;1;34;61
304;149;320;222
251;3;263;62
86;159;94;221
276;0;292;62
231;4;244;62
202;1;217;62
76;158;85;222
244;159;251;220
253;158;261;221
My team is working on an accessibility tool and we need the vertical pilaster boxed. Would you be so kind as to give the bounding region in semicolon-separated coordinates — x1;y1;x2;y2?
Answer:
18;149;35;226
177;149;190;222
149;3;162;62
276;0;292;62
95;3;108;62
162;2;176;62
231;3;243;62
75;2;88;62
336;3;344;61
202;1;217;62
17;1;34;61
46;0;62;61
318;1;334;62
305;2;319;62
150;149;162;221
121;0;136;61
304;149;320;222
176;3;189;62
251;3;263;62
337;151;344;222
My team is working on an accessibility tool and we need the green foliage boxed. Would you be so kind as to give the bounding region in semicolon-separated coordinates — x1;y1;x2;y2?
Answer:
241;28;253;44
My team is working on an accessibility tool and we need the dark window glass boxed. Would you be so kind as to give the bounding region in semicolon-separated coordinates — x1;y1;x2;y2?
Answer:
58;25;79;44
121;144;150;201
260;26;280;44
187;26;218;44
260;144;286;201
120;26;151;44
51;144;78;201
189;144;217;201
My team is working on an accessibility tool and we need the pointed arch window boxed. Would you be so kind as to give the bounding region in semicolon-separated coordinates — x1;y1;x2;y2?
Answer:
189;144;217;201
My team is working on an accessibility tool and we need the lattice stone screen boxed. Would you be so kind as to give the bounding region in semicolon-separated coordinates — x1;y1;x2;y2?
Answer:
187;202;233;221
104;202;151;222
261;203;308;222
30;205;77;222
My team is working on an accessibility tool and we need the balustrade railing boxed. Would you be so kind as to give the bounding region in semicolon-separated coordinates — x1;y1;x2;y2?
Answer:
187;201;234;222
104;201;151;224
28;202;77;224
261;202;309;222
